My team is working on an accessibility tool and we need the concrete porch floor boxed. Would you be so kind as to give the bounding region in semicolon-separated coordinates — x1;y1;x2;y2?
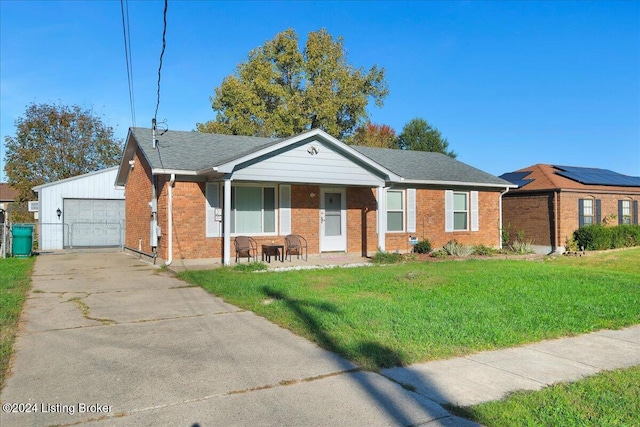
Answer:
162;252;373;273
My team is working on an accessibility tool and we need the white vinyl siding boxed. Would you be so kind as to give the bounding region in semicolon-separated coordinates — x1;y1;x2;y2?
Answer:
231;140;385;187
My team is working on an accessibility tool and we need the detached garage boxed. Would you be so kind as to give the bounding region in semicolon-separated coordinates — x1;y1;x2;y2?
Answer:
33;167;125;250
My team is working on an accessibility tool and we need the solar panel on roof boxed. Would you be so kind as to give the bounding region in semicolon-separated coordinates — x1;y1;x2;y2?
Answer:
553;165;640;187
499;171;534;188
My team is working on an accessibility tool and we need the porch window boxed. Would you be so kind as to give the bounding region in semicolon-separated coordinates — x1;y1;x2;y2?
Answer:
386;190;404;232
231;186;276;234
453;192;468;231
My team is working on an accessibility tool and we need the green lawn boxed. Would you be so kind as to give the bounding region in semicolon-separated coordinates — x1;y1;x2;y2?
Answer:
179;248;640;371
0;257;35;389
450;365;640;427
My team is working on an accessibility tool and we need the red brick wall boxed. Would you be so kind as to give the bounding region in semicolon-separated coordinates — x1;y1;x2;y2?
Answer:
291;185;320;254
129;178;504;261
385;188;503;253
502;193;554;246
124;149;154;254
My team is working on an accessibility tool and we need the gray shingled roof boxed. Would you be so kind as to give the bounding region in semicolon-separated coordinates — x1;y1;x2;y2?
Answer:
130;127;511;187
130;127;279;171
352;146;513;186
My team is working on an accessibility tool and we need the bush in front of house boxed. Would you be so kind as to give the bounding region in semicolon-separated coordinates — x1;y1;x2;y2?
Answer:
573;224;640;250
372;251;404;264
473;244;496;256
442;240;474;257
413;239;432;254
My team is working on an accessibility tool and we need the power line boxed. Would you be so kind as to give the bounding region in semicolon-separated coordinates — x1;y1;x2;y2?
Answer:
120;0;136;128
154;0;168;122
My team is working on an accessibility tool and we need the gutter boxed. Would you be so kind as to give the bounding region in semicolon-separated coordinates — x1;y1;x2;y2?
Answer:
398;179;518;189
165;173;176;266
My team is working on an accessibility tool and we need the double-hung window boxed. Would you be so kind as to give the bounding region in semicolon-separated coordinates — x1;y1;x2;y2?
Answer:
386;190;404;232
453;192;468;231
582;199;594;226
620;200;631;225
230;186;276;234
445;190;478;232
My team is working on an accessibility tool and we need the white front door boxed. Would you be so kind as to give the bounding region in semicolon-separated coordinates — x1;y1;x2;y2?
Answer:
320;188;346;252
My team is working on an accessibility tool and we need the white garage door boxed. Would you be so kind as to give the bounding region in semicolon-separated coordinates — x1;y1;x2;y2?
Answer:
63;199;125;247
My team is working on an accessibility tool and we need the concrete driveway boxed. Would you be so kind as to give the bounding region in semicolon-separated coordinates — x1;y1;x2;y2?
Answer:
1;251;474;427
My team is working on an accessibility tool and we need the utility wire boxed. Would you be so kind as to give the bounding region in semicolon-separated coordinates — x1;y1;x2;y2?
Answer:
154;0;168;122
120;0;136;128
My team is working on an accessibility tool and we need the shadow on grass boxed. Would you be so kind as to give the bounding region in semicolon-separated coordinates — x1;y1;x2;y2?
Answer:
261;285;468;426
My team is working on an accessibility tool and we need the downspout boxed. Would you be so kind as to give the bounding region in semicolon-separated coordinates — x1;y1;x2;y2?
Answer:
165;174;175;266
554;190;560;253
499;187;510;250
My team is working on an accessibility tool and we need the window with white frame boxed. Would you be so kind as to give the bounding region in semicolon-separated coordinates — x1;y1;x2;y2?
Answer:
621;200;631;224
582;199;594;225
386;190;404;232
230;185;276;234
453;192;468;231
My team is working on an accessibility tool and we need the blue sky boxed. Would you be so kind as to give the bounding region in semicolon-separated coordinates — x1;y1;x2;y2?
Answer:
1;0;638;182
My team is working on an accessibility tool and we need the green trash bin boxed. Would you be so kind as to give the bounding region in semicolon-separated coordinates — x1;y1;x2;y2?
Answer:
12;225;35;257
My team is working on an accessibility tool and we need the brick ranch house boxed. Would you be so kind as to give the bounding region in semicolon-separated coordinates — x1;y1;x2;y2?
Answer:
115;127;515;265
500;164;640;254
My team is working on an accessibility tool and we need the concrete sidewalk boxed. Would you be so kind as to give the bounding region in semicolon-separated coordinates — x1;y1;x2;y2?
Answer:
2;251;639;426
384;325;640;407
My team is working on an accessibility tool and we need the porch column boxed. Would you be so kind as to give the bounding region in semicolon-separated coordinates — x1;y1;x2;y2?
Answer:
223;177;232;265
377;185;386;252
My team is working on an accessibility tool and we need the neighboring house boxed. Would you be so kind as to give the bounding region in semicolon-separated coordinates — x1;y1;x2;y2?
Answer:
33;167;125;250
115;127;515;265
500;164;640;254
0;183;19;213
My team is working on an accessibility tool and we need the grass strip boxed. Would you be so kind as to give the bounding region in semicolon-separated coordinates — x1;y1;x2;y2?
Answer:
0;257;35;389
449;365;640;427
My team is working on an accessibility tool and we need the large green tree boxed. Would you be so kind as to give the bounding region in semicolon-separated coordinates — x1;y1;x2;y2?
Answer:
197;28;388;139
4;103;123;206
397;118;457;158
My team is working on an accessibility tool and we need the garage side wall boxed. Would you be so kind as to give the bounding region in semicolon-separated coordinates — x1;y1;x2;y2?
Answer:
502;192;554;251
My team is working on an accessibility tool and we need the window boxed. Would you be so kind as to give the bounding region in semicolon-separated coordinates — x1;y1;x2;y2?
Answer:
453;192;468;231
620;200;631;225
582;199;594;226
386;190;404;232
445;190;478;232
230;186;276;234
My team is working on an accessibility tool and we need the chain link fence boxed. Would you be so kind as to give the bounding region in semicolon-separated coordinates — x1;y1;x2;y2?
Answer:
1;221;124;255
